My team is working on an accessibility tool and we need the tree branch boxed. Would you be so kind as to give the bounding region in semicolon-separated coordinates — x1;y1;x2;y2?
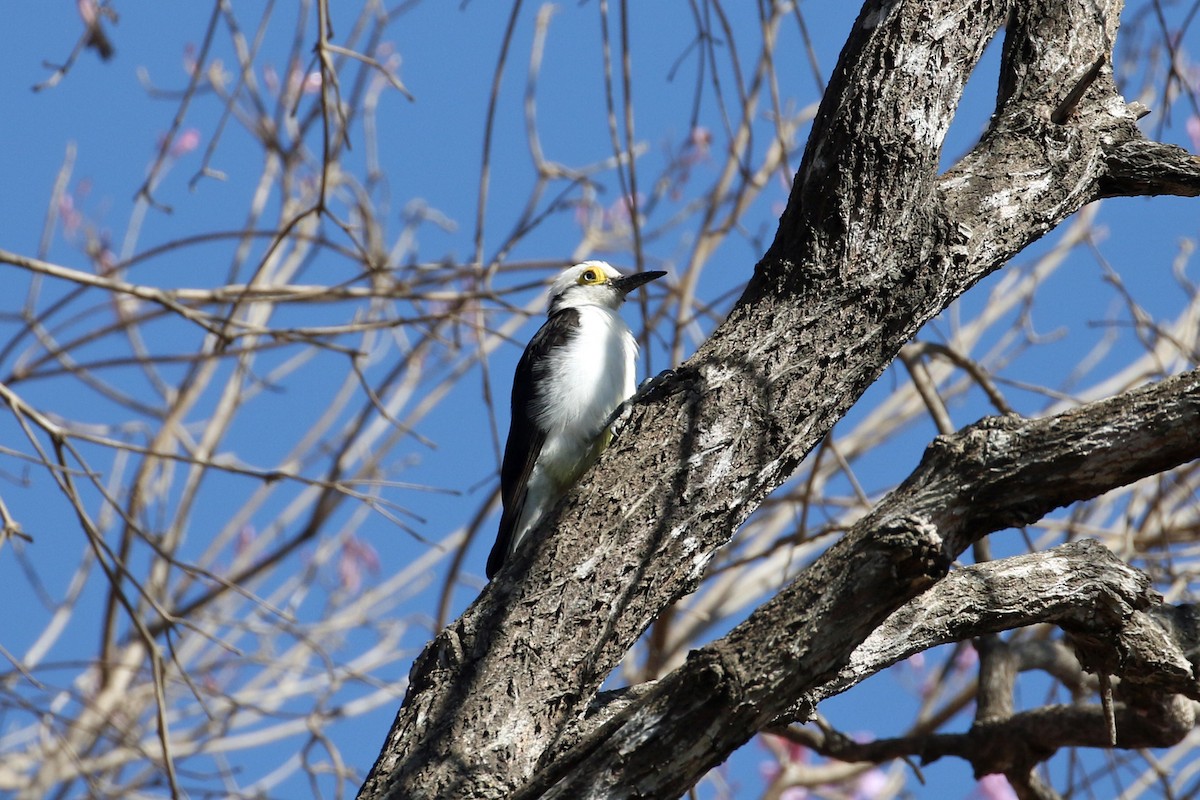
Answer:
781;695;1196;779
528;369;1200;798
358;1;1200;797
1100;140;1200;198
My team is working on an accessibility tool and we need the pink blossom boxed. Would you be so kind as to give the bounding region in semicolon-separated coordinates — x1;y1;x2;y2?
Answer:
182;43;198;76
974;774;1018;800
606;193;645;228
854;768;888;800
170;128;201;158
76;0;98;26
338;537;381;593
685;126;712;163
1187;116;1200;153
58;193;81;235
954;643;979;671
302;71;323;94
762;732;809;764
94;243;116;275
574;200;593;230
284;61;323;96
235;525;256;556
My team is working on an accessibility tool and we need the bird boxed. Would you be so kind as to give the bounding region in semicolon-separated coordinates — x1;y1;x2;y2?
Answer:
486;261;666;579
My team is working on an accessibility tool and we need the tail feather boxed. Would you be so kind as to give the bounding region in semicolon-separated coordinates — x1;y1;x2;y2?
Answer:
487;492;526;579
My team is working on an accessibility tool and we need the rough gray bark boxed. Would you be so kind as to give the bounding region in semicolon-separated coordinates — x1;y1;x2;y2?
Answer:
358;1;1200;798
524;371;1200;799
780;541;1199;795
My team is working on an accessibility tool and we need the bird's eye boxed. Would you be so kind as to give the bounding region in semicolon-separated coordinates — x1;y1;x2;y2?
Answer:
581;270;597;283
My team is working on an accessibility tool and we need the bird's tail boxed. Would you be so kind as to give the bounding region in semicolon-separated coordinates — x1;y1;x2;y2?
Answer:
486;496;526;579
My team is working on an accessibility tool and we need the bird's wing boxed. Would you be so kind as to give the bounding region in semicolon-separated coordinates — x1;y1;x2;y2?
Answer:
487;309;579;578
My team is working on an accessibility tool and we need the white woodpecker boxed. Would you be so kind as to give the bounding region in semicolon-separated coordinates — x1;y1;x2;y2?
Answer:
486;261;666;579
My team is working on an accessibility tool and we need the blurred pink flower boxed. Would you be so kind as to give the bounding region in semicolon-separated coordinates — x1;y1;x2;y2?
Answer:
574;200;593;230
183;43;198;76
235;525;256;556
685;125;712;163
58;193;81;235
338;536;381;593
762;732;809;764
954;643;979;671
974;774;1017;800
666;126;713;199
76;0;98;26
284;61;323;96
607;193;645;228
854;768;888;800
170;128;201;158
302;71;323;94
94;242;116;274
1187;116;1200;153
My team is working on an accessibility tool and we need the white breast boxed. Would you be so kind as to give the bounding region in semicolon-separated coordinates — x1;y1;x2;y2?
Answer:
532;305;637;481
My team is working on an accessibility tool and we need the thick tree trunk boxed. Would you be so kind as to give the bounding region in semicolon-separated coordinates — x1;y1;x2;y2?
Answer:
359;1;1200;798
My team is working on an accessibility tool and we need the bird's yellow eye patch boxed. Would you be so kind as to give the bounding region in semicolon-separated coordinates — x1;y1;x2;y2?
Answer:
578;269;605;285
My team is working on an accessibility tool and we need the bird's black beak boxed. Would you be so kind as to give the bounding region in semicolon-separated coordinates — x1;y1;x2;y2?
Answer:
611;270;667;296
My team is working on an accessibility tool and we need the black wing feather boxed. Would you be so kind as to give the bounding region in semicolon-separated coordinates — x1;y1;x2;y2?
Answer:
486;309;580;578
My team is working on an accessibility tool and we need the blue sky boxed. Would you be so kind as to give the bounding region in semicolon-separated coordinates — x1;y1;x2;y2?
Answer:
2;3;1199;799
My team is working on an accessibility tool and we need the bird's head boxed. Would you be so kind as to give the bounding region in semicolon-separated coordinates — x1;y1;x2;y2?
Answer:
546;261;666;315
